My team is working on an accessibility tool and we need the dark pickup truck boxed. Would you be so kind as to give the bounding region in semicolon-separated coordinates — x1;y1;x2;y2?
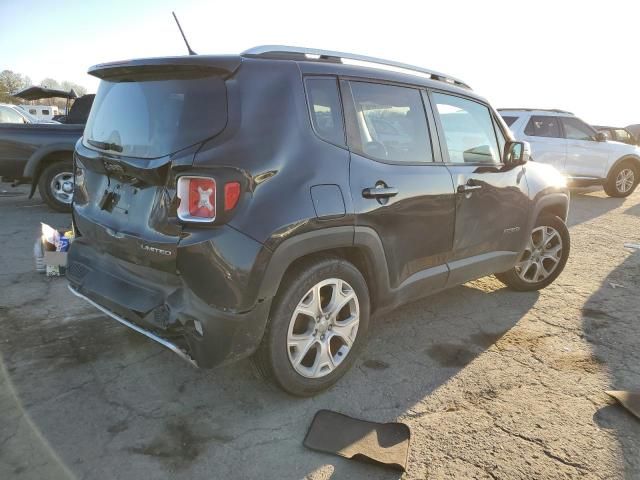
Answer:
0;123;82;211
0;87;94;211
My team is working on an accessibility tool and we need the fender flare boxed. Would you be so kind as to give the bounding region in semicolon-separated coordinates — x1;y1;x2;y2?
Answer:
23;142;75;197
530;193;570;225
257;225;391;302
521;192;570;253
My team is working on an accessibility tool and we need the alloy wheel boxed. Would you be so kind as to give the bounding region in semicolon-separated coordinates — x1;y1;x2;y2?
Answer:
287;278;360;379
616;168;635;194
516;225;563;283
50;171;74;205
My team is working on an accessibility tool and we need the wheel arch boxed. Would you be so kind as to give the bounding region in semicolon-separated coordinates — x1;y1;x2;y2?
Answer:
23;144;75;198
533;193;569;224
609;154;640;178
521;193;570;254
257;226;390;312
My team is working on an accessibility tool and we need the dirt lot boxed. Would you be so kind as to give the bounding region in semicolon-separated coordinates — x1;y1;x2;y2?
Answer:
1;183;639;480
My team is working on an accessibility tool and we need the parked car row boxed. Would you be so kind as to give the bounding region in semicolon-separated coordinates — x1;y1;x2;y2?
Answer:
67;46;571;395
593;125;639;146
500;109;640;197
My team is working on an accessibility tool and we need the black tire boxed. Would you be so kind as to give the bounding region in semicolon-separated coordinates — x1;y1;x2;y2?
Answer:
603;160;639;197
38;160;74;212
253;255;370;397
495;214;570;292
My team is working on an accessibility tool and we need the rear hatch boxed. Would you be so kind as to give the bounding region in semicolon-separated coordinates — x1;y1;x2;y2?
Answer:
73;56;241;272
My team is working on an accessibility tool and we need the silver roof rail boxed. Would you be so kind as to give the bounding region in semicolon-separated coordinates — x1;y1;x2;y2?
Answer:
498;108;574;115
241;45;471;90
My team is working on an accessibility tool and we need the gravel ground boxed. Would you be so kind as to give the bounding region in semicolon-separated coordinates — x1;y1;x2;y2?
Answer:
1;183;639;480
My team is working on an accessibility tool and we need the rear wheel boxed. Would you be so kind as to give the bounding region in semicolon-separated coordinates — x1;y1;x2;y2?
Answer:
254;256;370;396
495;214;570;291
604;161;638;197
38;160;74;212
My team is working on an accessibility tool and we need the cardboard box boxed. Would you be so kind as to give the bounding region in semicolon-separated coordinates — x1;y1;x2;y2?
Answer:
44;251;67;276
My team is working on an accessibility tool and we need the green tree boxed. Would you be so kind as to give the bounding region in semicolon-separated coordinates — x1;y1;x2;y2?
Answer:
60;80;87;96
0;70;31;104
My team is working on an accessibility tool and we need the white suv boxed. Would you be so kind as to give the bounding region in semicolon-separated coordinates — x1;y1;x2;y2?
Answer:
499;109;640;197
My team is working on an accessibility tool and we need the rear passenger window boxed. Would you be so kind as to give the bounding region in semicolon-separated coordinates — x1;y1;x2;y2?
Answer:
524;115;562;138
501;115;518;127
348;81;433;163
305;78;345;146
432;92;501;164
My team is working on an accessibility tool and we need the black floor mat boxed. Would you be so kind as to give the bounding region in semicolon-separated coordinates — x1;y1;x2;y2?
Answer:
303;409;410;472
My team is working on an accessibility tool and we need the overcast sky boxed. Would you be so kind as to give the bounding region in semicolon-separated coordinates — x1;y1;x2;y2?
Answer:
1;0;639;126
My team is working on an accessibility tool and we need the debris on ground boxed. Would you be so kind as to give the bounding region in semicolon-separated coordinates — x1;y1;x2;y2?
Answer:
304;410;410;472
606;391;640;419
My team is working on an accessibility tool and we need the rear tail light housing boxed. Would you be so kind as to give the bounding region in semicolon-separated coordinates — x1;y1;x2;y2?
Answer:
177;176;217;223
176;176;242;223
224;182;241;211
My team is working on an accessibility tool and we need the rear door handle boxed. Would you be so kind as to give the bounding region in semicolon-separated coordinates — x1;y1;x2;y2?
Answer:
457;183;482;193
362;186;399;199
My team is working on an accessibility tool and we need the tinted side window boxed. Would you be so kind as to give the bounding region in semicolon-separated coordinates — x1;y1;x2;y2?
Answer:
348;81;433;163
501;115;518;127
305;78;345;146
432;92;501;164
524;115;562;138
562;117;595;141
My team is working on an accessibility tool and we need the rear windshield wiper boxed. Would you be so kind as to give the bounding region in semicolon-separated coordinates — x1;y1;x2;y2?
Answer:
87;139;123;153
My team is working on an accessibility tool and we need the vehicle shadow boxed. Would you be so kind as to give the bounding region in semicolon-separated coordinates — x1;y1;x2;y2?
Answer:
568;188;625;227
623;202;640;218
583;252;640;478
0;275;539;480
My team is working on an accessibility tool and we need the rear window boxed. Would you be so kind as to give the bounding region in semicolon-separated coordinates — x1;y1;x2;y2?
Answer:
84;74;227;158
500;115;518;127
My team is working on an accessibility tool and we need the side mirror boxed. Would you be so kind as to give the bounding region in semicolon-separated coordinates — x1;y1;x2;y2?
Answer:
595;132;607;142
504;140;530;165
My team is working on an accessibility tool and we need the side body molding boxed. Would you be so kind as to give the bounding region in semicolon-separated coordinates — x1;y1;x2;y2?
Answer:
257;225;454;313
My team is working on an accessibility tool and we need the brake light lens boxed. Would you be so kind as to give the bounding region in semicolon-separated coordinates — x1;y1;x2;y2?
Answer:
224;182;240;211
177;176;216;222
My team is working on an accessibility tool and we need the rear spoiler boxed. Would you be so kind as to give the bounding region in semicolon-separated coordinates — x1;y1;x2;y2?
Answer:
88;55;242;80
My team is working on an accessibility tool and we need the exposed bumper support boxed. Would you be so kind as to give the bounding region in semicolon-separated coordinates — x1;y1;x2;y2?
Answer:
68;284;198;367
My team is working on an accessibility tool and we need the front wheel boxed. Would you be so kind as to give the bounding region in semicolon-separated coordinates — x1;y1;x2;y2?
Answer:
495;214;570;291
253;256;370;396
38;160;74;212
604;161;638;197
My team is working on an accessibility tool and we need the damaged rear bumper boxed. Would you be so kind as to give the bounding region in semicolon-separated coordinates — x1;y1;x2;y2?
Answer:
66;240;272;368
68;284;198;366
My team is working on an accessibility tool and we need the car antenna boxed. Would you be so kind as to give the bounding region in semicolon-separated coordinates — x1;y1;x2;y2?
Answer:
172;11;197;56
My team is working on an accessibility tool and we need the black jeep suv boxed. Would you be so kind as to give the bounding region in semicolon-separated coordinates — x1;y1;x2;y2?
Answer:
68;46;570;396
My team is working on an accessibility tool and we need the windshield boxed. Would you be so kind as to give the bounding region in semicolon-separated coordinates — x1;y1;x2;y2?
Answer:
84;74;227;158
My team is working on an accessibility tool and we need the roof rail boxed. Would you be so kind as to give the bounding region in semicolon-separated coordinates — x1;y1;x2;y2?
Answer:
498;108;574;115
241;45;471;90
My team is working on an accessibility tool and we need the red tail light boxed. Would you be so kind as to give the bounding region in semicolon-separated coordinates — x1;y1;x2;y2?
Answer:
177;176;216;222
177;176;241;223
224;182;240;211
